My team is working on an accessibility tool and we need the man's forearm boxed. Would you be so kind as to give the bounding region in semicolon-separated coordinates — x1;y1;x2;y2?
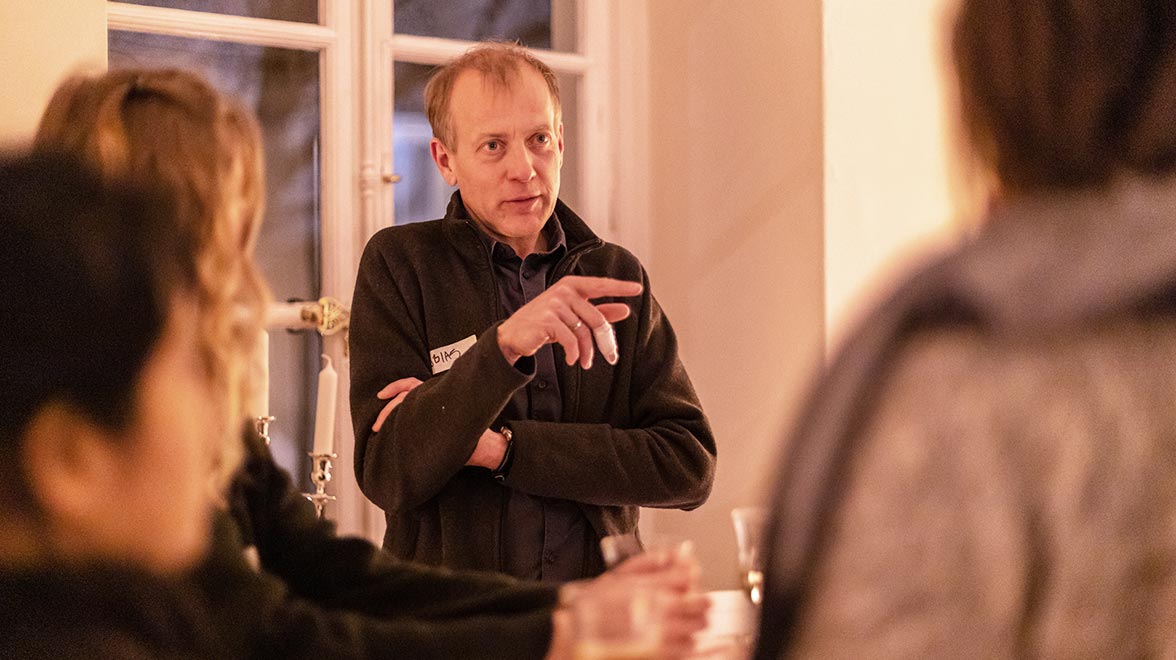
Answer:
496;419;715;509
354;327;531;513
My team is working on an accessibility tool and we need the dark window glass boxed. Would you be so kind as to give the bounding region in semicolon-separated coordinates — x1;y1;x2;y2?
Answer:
392;62;453;225
393;0;578;52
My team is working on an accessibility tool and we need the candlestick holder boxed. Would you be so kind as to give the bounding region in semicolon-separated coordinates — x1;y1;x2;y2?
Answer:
254;415;275;446
265;297;349;336
315;296;349;337
303;452;337;519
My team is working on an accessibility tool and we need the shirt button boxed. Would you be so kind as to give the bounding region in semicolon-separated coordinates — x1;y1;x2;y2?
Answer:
522;270;533;279
536;380;548;390
543;553;555;564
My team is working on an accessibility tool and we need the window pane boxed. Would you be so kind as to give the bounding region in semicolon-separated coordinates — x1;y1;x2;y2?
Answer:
109;30;322;487
392;62;453;224
392;62;580;224
117;0;317;23
393;0;578;52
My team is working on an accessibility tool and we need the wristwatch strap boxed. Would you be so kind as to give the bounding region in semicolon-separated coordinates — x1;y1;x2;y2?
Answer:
492;425;514;482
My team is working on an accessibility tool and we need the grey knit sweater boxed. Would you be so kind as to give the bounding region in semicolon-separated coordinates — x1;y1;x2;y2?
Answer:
759;177;1176;658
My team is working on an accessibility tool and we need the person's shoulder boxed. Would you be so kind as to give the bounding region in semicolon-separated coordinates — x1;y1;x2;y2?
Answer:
0;566;232;659
579;240;646;277
360;219;452;271
0;629;157;659
365;218;447;250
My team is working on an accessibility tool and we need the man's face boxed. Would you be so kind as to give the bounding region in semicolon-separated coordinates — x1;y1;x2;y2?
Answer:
430;65;564;250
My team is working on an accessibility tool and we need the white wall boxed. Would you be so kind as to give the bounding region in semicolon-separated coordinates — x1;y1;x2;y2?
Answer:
645;0;826;590
643;0;961;589
0;0;106;145
823;0;960;345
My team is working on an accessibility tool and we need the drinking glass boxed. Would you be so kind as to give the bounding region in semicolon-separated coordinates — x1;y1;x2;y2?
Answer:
731;507;768;606
600;533;693;569
600;533;643;569
571;584;660;660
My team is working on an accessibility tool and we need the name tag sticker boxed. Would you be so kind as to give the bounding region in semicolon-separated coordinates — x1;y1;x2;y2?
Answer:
430;335;477;374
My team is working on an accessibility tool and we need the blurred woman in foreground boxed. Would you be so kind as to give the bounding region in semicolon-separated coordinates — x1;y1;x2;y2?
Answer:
758;1;1176;657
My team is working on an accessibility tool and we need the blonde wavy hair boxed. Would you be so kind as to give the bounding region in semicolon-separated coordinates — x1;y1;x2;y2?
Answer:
34;68;271;496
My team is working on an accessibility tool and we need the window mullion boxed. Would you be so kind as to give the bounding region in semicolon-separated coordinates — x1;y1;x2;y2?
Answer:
360;0;395;239
390;33;591;73
107;1;334;50
576;0;610;239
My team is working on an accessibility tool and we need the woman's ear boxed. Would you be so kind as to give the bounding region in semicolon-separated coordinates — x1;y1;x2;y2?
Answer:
21;403;121;527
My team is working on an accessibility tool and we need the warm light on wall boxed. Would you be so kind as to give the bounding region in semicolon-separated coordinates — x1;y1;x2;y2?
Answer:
823;0;964;347
0;1;106;144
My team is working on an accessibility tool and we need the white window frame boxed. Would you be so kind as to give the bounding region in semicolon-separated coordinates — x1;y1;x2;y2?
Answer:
106;0;650;544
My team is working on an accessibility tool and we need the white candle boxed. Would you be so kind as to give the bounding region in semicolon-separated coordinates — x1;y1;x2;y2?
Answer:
312;354;337;455
247;329;270;419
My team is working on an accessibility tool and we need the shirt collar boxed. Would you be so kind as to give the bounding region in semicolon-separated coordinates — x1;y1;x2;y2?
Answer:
468;212;567;263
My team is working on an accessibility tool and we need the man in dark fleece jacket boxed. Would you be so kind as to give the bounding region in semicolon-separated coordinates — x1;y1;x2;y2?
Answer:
350;42;715;581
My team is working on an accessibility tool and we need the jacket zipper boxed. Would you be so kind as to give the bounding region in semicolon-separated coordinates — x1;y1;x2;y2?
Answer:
552;238;603;424
462;219;603;573
550;238;603;281
463;219;503;323
459;219;510;572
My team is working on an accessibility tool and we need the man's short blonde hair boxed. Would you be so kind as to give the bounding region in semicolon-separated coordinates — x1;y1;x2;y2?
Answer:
424;42;561;149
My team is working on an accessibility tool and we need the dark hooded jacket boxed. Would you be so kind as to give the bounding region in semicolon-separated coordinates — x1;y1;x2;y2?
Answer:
0;565;234;659
193;425;560;660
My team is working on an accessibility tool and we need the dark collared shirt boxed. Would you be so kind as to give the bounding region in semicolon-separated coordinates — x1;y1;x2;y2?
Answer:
470;214;591;582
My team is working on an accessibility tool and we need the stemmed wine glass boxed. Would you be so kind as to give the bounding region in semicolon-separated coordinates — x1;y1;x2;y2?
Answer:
731;507;767;607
